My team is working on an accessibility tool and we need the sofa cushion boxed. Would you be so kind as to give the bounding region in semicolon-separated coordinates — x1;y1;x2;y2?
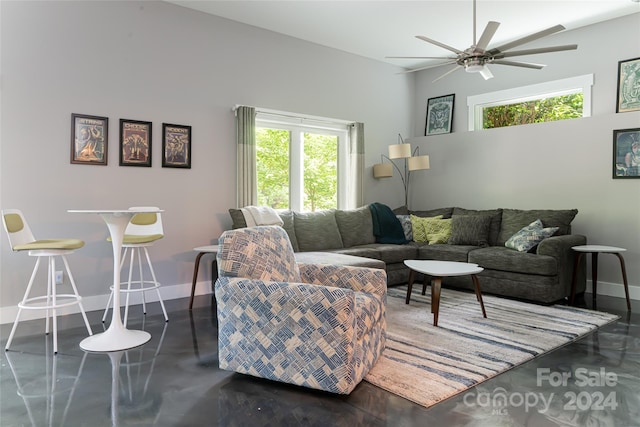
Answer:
497;209;578;246
294;210;344;251
469;246;557;276
409;207;454;218
396;215;413;240
228;208;247;229
505;219;559;252
279;211;299;252
418;243;476;262
335;206;376;247
452;208;503;246
448;215;492;247
330;245;384;261
368;244;419;264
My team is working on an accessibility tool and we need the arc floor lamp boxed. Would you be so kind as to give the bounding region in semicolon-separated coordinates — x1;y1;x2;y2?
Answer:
373;134;430;208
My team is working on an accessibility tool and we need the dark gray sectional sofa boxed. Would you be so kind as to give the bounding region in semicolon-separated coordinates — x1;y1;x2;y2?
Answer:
229;205;586;304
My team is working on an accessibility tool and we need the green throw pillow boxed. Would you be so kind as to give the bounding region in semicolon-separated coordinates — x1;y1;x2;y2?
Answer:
410;215;452;244
505;219;559;252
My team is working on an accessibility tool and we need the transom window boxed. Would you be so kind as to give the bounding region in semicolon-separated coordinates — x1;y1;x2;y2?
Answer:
467;74;594;131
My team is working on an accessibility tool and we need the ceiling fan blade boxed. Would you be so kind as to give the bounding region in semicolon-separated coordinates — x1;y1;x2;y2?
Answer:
397;60;458;74
432;65;463;82
488;24;566;55
479;66;494;80
416;35;464;55
494;44;578;59
474;21;500;52
491;60;546;69
386;56;457;60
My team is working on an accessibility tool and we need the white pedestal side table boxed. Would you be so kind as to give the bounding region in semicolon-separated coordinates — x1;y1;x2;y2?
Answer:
404;260;487;326
570;245;631;311
69;209;162;351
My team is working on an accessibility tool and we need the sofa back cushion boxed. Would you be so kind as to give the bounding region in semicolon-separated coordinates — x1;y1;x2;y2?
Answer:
497;209;578;246
294;210;344;251
228;208;300;251
409;207;453;218
335;206;376;247
448;215;492;247
452;208;503;246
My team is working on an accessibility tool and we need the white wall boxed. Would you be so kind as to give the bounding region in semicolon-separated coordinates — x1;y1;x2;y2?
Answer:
404;13;640;299
0;0;413;322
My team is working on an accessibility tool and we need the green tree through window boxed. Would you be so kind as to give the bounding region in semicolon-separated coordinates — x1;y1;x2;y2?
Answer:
483;93;583;129
256;128;338;212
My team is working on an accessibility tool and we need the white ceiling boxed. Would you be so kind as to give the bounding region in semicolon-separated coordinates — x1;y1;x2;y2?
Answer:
166;0;640;70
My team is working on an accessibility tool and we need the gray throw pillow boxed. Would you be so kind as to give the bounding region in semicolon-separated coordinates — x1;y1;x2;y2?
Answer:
335;206;376;247
396;215;413;241
448;215;491;247
228;208;247;229
294;210;344;251
497;209;578;246
452;207;503;246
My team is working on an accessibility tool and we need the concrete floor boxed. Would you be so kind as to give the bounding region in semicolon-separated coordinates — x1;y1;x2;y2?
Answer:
1;291;638;426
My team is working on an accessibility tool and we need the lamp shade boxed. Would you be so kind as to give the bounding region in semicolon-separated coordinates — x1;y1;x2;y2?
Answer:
388;143;412;159
373;163;393;178
408;155;430;171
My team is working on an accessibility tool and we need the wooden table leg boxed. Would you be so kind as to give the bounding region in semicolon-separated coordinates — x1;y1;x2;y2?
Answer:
189;252;206;310
432;277;442;326
471;274;487;318
570;252;584;305
614;253;631;311
421;274;429;295
405;269;415;304
591;252;599;307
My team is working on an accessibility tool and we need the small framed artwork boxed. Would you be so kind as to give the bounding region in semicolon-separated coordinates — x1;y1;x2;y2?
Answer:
70;113;108;165
613;128;640;179
162;123;191;168
425;94;455;136
616;57;640;113
120;119;152;167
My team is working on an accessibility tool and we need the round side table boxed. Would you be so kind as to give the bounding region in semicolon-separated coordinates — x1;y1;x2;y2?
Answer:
570;245;631;311
189;245;219;310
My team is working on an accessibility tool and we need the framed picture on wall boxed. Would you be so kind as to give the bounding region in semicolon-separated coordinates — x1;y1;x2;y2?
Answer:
162;123;191;168
616;57;640;113
613;127;640;179
120;119;152;167
70;113;108;165
425;94;455;136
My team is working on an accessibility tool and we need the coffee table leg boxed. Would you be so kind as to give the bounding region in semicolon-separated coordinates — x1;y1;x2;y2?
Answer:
472;274;487;318
405;270;415;304
432;277;441;326
614;253;631;311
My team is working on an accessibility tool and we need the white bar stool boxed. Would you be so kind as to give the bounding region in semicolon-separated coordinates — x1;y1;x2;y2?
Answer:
102;207;168;326
2;209;93;354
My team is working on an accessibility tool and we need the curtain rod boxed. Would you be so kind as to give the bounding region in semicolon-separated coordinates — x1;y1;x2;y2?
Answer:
232;104;355;126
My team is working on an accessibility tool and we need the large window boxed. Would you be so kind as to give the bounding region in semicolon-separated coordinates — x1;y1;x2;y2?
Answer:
467;74;593;131
255;112;349;212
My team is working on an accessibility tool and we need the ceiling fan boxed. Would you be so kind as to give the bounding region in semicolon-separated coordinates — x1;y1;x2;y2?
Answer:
387;0;578;82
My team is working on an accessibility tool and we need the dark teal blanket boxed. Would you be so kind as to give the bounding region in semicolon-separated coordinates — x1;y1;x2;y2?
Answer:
369;202;409;244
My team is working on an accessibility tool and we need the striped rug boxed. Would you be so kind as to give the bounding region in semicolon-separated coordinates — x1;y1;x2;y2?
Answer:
363;286;619;408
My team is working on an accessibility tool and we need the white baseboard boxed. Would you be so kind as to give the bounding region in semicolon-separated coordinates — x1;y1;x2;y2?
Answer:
584;279;639;301
0;280;213;325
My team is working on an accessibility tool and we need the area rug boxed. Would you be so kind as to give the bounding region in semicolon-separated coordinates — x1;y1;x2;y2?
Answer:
363;286;619;409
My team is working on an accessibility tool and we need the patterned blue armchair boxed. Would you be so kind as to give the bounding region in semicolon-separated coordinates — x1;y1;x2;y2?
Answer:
215;225;386;394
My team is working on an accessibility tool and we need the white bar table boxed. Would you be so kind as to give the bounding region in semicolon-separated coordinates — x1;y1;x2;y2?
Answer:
69;209;161;351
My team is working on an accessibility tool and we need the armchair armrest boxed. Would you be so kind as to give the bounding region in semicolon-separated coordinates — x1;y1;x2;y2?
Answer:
215;277;359;392
297;263;387;297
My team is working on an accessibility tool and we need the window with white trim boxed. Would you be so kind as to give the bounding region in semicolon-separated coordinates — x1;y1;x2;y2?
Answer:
255;111;350;212
467;74;594;131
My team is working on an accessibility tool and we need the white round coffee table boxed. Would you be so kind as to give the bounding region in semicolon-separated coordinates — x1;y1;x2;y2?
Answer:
404;260;487;326
570;245;631;311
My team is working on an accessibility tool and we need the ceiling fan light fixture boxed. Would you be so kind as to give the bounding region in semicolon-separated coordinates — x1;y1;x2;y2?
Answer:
465;63;485;73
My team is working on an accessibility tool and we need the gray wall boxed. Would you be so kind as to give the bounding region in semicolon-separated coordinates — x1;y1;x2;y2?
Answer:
0;0;413;322
398;13;640;300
